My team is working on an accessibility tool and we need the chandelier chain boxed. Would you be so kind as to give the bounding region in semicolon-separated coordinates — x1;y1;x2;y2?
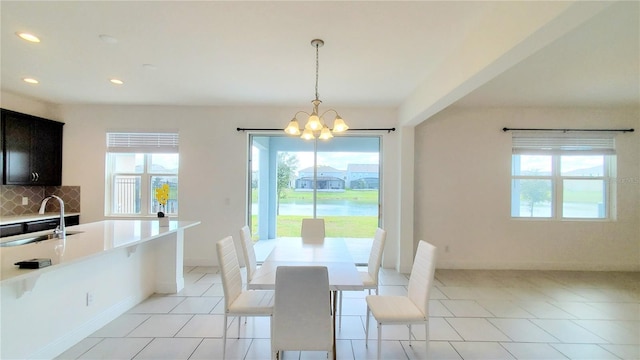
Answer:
315;41;319;101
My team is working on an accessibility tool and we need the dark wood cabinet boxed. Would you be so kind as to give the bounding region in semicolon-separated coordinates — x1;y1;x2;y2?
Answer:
1;109;64;185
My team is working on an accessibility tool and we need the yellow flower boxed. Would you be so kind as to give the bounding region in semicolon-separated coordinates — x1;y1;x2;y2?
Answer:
155;183;170;207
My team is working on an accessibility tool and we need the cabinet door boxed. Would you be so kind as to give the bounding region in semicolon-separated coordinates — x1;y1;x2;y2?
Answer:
31;119;63;185
3;112;32;184
1;109;64;185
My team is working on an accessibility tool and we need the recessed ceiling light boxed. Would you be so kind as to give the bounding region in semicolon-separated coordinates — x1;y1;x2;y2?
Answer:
23;77;39;84
16;32;41;43
110;79;124;85
99;34;118;44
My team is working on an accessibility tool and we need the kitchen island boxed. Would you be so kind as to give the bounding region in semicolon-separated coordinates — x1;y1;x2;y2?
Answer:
0;219;200;359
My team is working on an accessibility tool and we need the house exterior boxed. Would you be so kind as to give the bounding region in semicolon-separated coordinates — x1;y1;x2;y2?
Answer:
346;164;379;189
295;165;345;190
294;164;381;190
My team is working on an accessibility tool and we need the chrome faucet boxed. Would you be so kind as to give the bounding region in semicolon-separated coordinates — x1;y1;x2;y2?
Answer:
39;195;65;238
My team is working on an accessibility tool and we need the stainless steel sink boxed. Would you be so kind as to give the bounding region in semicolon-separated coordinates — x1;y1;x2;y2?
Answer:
0;231;83;247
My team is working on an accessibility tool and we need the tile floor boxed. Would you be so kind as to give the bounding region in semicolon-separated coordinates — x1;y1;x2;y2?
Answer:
57;264;639;360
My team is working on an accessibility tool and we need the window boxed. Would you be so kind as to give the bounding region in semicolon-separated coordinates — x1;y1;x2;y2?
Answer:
249;135;381;240
106;132;179;216
510;132;615;219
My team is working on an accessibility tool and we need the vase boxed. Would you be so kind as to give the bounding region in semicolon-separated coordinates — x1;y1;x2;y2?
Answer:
159;216;170;227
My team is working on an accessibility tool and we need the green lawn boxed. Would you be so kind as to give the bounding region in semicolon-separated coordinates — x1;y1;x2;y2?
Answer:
251;215;378;238
250;188;379;238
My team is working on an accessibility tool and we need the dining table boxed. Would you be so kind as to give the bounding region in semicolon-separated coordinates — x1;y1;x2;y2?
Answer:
247;237;364;360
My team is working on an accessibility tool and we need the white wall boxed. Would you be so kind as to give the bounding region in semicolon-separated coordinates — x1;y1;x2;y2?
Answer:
0;91;61;120
415;106;640;270
4;90;636;271
57;104;400;267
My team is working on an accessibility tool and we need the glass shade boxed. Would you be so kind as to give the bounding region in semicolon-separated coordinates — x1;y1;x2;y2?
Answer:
301;128;315;140
305;113;322;131
318;125;333;140
332;116;349;132
284;118;301;135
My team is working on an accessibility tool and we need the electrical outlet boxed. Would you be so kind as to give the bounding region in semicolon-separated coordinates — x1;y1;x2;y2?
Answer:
86;292;95;306
22;197;29;206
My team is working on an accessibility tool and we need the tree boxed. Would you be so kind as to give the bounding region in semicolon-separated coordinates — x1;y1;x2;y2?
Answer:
520;179;551;216
277;152;298;215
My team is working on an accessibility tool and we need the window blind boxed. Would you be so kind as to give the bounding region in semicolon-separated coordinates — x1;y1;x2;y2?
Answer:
106;132;179;153
512;131;615;155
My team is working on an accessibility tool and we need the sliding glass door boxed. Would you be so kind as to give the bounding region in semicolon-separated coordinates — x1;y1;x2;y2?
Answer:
249;135;380;240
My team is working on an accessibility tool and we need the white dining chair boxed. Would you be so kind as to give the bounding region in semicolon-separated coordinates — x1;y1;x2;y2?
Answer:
365;240;437;360
339;227;386;327
301;218;325;242
271;266;333;360
239;225;257;283
216;236;274;359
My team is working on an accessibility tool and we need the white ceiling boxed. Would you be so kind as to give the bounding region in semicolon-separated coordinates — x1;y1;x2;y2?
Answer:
1;1;638;121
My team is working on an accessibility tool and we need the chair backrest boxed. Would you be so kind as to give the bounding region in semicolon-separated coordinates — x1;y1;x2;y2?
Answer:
367;228;387;281
407;240;437;316
272;266;332;351
239;225;257;282
216;236;243;311
301;218;325;242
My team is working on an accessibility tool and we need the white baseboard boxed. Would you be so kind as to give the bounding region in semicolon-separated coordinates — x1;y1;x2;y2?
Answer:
436;260;640;271
29;294;144;360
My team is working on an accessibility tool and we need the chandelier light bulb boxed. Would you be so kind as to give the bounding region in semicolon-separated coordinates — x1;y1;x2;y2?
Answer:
332;116;349;132
319;124;334;140
305;113;322;131
301;128;315;140
285;118;301;135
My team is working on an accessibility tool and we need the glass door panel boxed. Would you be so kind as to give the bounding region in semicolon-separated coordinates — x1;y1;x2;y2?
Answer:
315;137;380;238
249;135;381;240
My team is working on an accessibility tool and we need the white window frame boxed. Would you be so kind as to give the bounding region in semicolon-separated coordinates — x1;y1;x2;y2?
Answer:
105;132;179;217
510;131;616;220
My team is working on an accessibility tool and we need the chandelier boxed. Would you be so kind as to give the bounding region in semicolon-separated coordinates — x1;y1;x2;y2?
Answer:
284;39;349;140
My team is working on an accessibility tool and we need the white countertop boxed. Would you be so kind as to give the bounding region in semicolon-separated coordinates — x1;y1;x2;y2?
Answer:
1;212;81;226
0;219;200;284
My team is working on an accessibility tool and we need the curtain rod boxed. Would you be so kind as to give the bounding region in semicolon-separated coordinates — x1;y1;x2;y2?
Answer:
502;127;634;133
237;127;396;133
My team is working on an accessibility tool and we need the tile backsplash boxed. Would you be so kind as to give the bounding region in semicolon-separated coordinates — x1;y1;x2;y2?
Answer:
0;185;80;216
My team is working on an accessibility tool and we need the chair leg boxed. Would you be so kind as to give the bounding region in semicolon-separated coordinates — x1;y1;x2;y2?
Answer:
338;290;342;329
408;324;412;346
365;306;370;347
425;322;430;356
222;314;228;359
377;323;382;360
237;316;241;338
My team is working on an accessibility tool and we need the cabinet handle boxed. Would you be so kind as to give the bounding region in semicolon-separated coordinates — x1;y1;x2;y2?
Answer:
35;172;39;182
31;172;36;182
